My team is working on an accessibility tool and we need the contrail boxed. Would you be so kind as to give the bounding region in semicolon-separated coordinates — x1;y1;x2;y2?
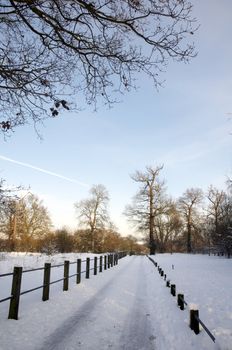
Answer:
0;155;89;187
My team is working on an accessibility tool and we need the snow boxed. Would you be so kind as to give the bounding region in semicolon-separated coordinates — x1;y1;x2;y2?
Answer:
0;253;231;350
188;303;199;311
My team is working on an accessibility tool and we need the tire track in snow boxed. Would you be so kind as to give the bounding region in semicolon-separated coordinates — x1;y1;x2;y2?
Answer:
35;256;157;350
36;256;144;350
118;256;156;350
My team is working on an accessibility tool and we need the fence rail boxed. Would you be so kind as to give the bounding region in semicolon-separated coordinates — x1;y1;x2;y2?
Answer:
0;251;127;320
0;272;14;277
147;255;216;344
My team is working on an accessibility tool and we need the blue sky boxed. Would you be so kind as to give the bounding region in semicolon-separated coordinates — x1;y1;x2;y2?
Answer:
0;0;231;235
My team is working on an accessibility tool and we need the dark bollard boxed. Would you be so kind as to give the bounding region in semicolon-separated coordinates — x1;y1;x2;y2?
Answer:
171;284;176;296
177;294;184;310
190;309;200;334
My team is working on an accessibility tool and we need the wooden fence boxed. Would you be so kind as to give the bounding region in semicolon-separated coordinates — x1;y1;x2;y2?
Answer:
0;252;127;320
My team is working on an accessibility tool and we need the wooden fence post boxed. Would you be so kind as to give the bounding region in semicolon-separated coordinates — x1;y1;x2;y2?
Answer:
94;257;98;275
177;294;184;310
63;260;70;291
76;259;81;284
8;266;22;320
104;255;107;270
86;258;90;279
166;280;170;287
171;284;176;296
108;255;110;269
42;263;51;301
190;309;200;334
99;256;103;273
111;254;113;267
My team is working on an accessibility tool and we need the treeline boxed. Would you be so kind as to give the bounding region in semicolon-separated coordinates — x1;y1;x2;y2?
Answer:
38;229;145;255
0;228;145;255
0;180;146;254
1;171;232;257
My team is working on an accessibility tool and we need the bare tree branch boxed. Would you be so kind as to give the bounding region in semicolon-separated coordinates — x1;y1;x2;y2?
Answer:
0;0;197;133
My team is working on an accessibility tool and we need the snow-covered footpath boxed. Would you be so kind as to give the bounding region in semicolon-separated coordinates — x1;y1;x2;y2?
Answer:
0;252;231;350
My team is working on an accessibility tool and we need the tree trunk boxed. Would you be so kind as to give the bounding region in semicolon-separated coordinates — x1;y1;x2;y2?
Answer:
8;215;16;251
149;186;156;255
150;241;156;255
187;222;192;253
91;234;95;252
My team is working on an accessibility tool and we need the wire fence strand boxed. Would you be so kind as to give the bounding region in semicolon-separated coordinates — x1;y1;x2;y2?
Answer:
194;314;216;342
0;272;14;277
0;296;12;303
0;252;123;319
20;284;44;296
22;267;45;273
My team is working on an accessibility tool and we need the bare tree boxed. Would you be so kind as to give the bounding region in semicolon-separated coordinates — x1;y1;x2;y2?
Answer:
74;184;110;252
0;178;21;205
0;0;197;133
125;165;166;254
16;193;52;250
206;184;232;258
178;187;203;253
219;196;232;258
0;179;23;250
207;186;226;232
0;198;18;251
0;191;52;251
226;178;232;195
155;199;182;253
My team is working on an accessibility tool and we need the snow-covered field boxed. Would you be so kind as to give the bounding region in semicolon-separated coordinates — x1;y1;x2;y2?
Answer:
0;252;231;350
153;253;232;350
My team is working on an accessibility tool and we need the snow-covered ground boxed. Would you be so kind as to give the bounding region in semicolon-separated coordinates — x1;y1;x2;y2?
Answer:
0;252;231;350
